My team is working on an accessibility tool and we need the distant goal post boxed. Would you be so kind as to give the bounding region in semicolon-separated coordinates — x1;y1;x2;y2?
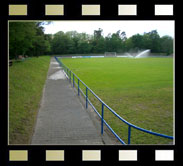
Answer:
104;52;117;57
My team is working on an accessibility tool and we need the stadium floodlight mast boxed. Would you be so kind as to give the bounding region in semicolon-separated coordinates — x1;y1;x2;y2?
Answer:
104;52;117;57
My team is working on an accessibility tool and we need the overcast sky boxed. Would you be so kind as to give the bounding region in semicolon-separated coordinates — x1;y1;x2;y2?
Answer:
43;21;174;38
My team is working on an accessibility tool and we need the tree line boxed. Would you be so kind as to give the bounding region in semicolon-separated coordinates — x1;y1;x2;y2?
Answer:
9;22;173;59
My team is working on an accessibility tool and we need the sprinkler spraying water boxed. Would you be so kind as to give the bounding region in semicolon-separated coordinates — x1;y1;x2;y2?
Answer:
117;49;151;58
135;49;150;58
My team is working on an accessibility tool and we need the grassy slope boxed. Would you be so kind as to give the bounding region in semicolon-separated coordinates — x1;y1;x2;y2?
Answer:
61;57;173;144
9;56;50;144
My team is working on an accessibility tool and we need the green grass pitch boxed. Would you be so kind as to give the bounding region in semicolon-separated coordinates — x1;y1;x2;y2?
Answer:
61;57;174;144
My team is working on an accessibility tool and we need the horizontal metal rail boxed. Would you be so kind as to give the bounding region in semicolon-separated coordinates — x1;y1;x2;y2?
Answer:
55;56;174;144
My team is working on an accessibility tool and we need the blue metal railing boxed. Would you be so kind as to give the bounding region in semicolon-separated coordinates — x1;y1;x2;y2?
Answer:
55;56;174;145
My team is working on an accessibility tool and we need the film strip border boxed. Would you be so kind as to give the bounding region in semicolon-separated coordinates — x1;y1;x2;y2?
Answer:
8;4;174;16
7;149;175;163
2;1;179;166
6;0;176;19
9;4;173;16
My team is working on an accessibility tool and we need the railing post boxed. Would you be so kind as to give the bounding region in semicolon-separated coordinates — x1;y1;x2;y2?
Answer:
78;79;80;96
86;87;88;109
101;103;104;135
73;74;75;88
128;125;131;144
70;71;71;83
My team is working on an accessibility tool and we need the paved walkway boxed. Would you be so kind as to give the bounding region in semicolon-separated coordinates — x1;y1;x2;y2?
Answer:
31;57;114;145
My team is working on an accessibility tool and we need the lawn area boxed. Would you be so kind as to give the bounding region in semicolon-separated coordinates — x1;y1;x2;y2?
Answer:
61;57;174;144
9;56;50;144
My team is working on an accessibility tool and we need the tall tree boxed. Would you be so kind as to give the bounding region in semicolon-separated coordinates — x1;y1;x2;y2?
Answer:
143;30;161;53
160;36;173;55
94;28;103;40
9;22;52;59
9;22;36;59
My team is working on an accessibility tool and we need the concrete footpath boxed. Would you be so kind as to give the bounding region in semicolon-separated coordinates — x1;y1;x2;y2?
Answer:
31;57;116;145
